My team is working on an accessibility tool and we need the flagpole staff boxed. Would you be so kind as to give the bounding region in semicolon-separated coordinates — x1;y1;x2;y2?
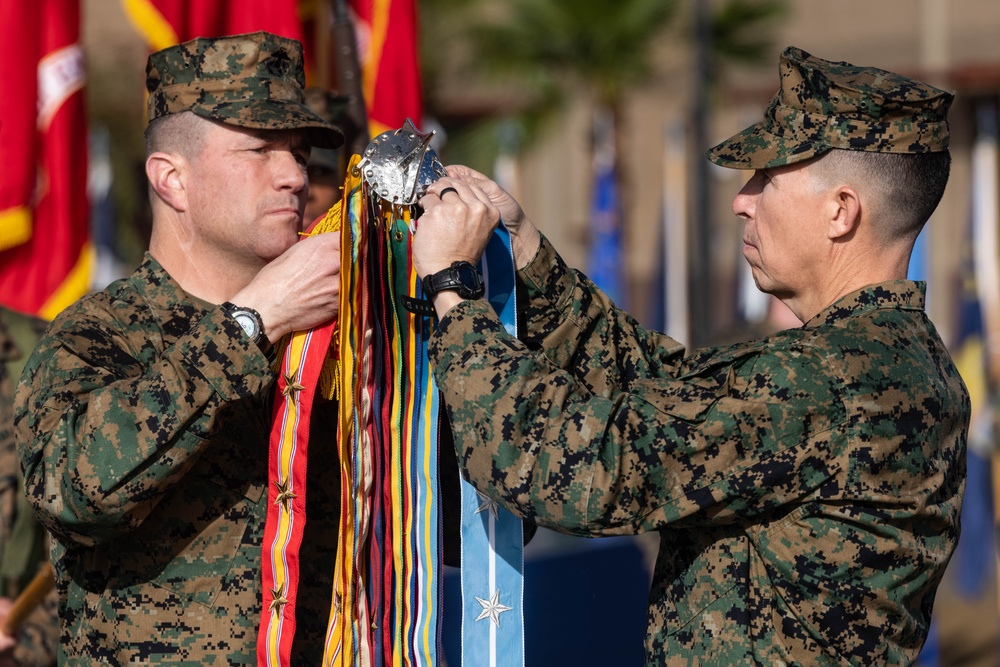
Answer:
330;0;371;157
0;562;54;637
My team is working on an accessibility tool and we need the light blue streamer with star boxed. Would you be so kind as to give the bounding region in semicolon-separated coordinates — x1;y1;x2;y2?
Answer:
454;223;525;667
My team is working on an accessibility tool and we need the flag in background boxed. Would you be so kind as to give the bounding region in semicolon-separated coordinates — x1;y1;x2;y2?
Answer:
0;0;91;321
587;107;625;306
122;0;303;50
349;0;422;135
0;3;37;256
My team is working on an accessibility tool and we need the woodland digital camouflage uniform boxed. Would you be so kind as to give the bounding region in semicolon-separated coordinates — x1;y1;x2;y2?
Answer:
14;258;341;665
13;32;342;665
427;47;969;665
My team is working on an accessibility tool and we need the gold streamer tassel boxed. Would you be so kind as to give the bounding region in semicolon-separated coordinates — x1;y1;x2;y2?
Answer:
318;321;341;402
311;180;345;402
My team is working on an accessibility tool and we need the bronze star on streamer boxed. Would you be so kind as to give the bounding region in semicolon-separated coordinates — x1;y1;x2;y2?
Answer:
273;478;297;512
282;372;305;397
269;584;289;614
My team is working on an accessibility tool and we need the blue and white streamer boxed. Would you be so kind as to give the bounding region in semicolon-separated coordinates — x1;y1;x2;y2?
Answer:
457;223;525;667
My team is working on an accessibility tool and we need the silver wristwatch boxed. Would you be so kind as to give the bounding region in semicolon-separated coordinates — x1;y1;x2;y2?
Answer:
221;302;275;362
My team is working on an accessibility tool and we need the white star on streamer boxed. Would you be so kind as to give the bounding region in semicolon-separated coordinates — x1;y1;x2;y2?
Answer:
474;490;500;520
475;589;513;628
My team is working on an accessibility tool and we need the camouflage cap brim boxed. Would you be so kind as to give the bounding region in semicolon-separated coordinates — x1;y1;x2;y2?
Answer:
190;99;345;149
705;106;830;169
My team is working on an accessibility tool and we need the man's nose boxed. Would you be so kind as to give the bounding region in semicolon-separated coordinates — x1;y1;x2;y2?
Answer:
732;188;753;220
732;172;763;220
275;151;308;191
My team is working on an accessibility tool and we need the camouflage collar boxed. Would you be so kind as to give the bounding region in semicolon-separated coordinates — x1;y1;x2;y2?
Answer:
805;280;926;329
130;253;215;341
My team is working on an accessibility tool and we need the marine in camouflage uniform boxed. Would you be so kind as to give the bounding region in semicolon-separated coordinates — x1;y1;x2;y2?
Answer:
14;32;344;665
413;47;970;664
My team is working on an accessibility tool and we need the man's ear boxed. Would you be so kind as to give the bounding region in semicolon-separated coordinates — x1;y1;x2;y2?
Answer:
827;185;861;240
145;152;188;212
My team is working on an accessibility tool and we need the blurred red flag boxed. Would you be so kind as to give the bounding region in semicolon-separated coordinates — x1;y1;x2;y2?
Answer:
0;0;91;320
350;0;422;135
123;0;304;49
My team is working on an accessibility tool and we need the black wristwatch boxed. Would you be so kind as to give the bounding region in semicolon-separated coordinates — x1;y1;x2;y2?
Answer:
221;302;275;362
422;261;485;300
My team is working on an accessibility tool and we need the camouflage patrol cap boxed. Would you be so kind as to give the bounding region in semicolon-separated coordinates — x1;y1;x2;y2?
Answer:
304;88;350;173
707;46;953;169
145;31;345;149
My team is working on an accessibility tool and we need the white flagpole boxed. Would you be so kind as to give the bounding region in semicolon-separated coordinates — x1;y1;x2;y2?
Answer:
663;119;689;344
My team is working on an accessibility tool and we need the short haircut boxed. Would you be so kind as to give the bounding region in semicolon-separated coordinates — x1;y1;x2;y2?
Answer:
144;111;208;160
812;149;951;242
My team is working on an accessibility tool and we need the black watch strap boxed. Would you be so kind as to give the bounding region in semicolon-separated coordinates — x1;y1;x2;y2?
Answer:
422;261;485;300
400;295;437;317
255;330;275;363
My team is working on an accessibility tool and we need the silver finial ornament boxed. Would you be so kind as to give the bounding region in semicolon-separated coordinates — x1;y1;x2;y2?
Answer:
357;118;446;206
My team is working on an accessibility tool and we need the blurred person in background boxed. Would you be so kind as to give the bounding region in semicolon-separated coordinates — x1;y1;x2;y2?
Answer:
303;87;352;223
0;308;56;667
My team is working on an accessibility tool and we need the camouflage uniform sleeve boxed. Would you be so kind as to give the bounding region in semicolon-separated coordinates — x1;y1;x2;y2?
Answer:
428;300;843;536
13;297;273;547
517;234;685;397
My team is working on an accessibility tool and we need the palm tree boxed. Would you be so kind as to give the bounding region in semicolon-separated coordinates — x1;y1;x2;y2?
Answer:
469;0;679;146
423;0;784;167
420;0;785;319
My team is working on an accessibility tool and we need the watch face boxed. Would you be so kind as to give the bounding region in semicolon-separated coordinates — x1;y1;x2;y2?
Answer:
233;311;259;338
456;263;476;284
455;263;484;299
423;261;484;299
